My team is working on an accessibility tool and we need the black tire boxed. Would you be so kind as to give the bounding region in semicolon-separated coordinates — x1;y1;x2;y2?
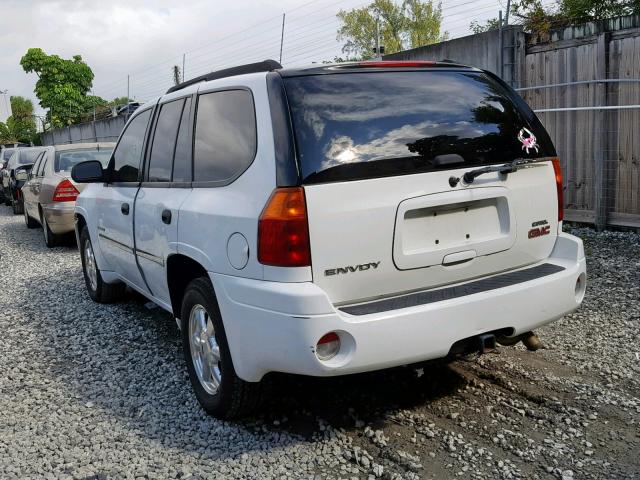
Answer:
181;277;264;419
24;207;38;228
79;226;125;303
41;211;62;248
11;194;23;215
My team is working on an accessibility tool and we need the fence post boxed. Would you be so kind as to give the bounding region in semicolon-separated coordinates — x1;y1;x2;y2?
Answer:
594;32;610;231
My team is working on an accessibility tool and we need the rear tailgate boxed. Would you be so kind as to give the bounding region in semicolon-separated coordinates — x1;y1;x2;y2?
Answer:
283;67;559;305
305;163;557;304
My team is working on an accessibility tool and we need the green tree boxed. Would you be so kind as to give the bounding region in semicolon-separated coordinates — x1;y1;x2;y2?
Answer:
469;18;501;34
511;0;640;35
337;0;446;60
20;48;105;128
0;96;37;145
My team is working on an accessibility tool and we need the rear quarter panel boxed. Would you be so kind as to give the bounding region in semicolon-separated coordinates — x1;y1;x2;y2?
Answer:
177;74;280;281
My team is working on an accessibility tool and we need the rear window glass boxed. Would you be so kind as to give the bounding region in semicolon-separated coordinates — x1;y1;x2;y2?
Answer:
55;148;113;172
283;71;554;184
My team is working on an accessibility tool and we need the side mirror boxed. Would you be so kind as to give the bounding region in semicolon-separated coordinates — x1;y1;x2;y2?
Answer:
71;160;105;183
15;170;28;182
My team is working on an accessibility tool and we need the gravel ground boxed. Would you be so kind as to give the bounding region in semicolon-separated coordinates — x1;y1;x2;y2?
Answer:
0;206;638;480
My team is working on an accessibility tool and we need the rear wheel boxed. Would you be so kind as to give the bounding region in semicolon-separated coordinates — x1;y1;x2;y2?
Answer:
41;212;62;248
181;277;264;419
79;226;125;303
24;206;38;228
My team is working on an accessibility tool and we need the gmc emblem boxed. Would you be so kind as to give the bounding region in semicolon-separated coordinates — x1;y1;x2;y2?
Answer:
528;225;551;238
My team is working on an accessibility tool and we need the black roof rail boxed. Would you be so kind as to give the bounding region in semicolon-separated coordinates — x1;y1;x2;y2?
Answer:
166;59;282;94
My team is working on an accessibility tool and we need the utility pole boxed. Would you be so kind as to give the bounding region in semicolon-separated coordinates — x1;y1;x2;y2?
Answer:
498;10;504;79
182;54;186;82
505;0;511;25
375;17;381;60
279;13;286;64
127;75;130;102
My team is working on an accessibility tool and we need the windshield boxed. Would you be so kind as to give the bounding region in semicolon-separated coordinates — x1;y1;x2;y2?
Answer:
283;70;555;184
54;147;113;172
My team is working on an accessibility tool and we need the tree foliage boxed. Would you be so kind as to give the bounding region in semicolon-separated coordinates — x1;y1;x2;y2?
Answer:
469;18;501;34
20;48;104;128
337;0;446;60
0;96;37;145
512;0;640;35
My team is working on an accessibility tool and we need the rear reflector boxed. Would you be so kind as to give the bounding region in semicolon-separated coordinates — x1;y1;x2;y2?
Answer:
551;158;564;221
52;179;79;202
258;187;311;267
357;60;436;68
316;332;340;361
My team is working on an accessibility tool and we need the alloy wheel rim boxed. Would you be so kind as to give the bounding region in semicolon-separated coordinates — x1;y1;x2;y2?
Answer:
84;239;98;291
189;304;222;395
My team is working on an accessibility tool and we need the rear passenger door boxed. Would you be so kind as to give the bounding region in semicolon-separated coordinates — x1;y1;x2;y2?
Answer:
98;108;153;292
134;96;193;307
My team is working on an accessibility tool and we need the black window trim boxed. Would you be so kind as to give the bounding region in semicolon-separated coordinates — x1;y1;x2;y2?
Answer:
30;152;43;179
140;94;195;189
106;104;157;188
191;86;258;188
38;152;49;177
143;96;188;185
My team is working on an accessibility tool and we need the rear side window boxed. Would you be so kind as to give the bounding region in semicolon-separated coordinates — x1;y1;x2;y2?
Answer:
172;98;192;182
147;98;185;182
19;149;44;166
111;109;152;183
283;71;555;184
194;90;256;183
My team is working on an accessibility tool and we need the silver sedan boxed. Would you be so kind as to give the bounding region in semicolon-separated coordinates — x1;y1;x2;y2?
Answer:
21;143;114;247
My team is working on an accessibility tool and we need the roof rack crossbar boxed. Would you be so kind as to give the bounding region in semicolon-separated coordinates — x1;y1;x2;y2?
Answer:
166;59;282;94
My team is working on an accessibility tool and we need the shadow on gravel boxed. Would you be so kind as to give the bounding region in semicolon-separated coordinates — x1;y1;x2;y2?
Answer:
265;361;466;437
21;263;466;458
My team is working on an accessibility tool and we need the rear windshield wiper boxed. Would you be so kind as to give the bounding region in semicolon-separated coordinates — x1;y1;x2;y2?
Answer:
449;157;554;187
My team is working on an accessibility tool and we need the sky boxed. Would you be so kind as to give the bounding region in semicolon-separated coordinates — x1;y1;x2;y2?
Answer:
0;0;510;117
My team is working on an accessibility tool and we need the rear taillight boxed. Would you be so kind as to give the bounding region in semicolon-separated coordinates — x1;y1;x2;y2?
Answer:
52;179;79;202
552;158;564;221
258;187;311;267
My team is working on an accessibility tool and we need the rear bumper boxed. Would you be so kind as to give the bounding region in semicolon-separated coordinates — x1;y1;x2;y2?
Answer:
212;233;586;382
42;203;76;234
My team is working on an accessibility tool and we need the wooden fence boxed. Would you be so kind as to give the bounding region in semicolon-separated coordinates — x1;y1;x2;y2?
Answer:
387;15;640;229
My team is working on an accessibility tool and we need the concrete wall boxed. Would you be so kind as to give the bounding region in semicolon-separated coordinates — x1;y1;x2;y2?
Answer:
383;26;525;87
41;115;127;146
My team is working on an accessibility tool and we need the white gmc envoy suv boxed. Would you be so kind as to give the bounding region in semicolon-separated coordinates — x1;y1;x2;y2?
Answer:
72;60;587;418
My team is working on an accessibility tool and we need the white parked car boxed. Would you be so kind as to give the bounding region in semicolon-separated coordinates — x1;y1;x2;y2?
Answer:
72;60;587;418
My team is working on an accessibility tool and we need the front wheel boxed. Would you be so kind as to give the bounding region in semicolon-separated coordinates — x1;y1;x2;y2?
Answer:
79;226;125;303
181;277;264;419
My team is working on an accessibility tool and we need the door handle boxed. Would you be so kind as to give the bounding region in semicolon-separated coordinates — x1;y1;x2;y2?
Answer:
161;209;172;225
121;203;130;215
